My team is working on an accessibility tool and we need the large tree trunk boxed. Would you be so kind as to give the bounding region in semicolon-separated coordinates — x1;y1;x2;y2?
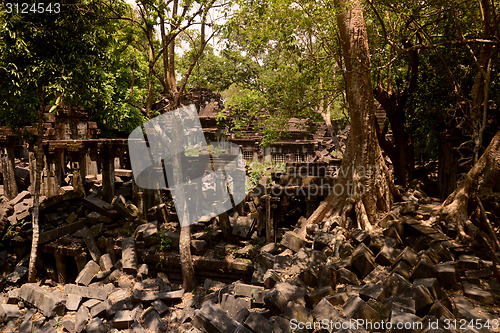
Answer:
28;102;44;282
440;130;500;241
301;0;398;234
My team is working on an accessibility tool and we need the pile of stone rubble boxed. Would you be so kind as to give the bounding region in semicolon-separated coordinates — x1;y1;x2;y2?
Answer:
0;188;498;332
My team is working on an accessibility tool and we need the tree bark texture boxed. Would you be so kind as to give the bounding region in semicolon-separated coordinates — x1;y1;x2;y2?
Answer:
440;130;500;240
301;0;398;235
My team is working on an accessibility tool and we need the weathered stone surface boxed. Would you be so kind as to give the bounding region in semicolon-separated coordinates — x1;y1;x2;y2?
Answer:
282;301;313;323
312;298;342;322
99;254;113;272
351;243;377;277
221;294;251;317
463;282;494;305
9;190;30;206
19;284;65;318
375;244;400;266
121;237;138;273
264;290;288;314
336;267;360;285
305;286;334;308
64;284;111;301
75;305;90;333
343;295;379;322
66;294;82;311
263;269;280;289
90;300;111;318
233;283;264;298
6;266;28;284
193;302;239;333
260;242;278;254
281;231;306;252
406;285;434;316
435;261;457;289
359;283;386;302
191;239;208;255
389;311;419;333
112;310;134;329
142;309;166;332
244;312;273;333
0;304;21;321
75;260;100;286
385;273;412;296
394;247;418;267
410;256;437;280
85;317;109;333
326;292;349;306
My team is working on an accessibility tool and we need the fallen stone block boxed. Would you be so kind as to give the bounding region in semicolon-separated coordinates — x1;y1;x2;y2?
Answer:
389;311;419;333
343;295;379;322
385;273;412;296
282;301;313;323
375;244;400;266
435;261;457;290
152;299;168;316
75;261;100;286
221;294;251;318
233;283;265;298
193;302;240;333
260;242;278;254
66;294;82;311
263;269;280;289
312;298;342;322
281;231;306;252
85;317;109;333
336;267;360;285
326;292;348;306
9;190;30;206
6;266;28;284
428;300;454;321
0;304;21;322
406;285;434;317
19;284;65;318
463;282;494;305
385;295;416;314
359;283;387;302
244;312;273;332
410;255;437;280
305;286;334;308
392;260;413;280
99;254;113;272
351;243;377;277
264;290;288;314
457;255;480;271
6;288;19;304
64;284;111;301
112;310;134;329
394;247;418;267
121;237;138;273
141;309;166;332
75;305;90;333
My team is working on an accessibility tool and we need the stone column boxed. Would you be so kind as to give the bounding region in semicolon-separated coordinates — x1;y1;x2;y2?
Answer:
100;142;115;203
0;138;18;199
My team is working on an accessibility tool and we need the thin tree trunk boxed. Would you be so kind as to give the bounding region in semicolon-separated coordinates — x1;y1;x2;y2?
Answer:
28;99;44;282
169;115;196;291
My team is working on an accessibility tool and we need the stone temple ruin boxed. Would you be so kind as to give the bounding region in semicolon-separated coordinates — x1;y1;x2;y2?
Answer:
0;99;499;332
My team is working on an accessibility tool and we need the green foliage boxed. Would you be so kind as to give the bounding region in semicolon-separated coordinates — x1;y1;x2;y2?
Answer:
218;0;345;145
246;160;286;189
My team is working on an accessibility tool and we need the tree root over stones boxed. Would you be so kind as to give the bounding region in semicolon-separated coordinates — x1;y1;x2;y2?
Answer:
437;130;500;244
